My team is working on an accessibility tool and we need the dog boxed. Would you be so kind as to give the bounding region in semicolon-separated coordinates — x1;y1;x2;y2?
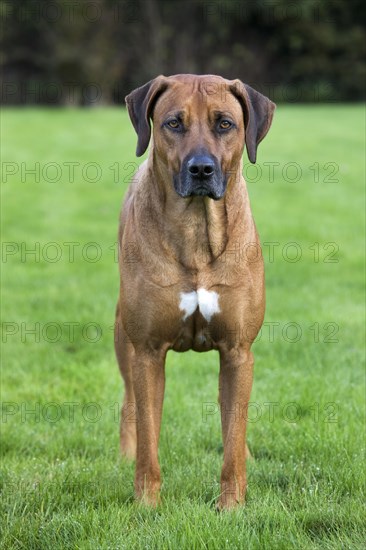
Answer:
114;74;275;509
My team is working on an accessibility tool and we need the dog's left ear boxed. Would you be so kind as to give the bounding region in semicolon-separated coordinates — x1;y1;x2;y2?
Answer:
230;80;276;164
125;76;169;157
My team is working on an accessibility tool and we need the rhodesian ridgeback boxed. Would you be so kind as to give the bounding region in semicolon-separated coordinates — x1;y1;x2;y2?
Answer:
114;74;275;509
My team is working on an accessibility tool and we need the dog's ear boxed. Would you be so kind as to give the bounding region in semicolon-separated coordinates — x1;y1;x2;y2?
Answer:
125;76;169;157
230;80;276;164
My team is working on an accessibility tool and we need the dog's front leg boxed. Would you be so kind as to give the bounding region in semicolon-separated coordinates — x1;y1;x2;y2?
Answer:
132;349;166;506
218;347;254;510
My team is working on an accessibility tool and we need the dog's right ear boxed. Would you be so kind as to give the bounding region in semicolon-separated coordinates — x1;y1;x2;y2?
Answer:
125;76;169;157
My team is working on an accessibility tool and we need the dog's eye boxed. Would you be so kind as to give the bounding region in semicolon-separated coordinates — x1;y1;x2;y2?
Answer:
219;120;232;130
167;119;180;129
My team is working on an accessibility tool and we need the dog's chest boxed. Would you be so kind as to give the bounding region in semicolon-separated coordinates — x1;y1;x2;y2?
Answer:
171;288;221;352
179;289;220;322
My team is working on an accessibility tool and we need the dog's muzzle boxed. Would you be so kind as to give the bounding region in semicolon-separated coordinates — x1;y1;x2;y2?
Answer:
174;152;227;200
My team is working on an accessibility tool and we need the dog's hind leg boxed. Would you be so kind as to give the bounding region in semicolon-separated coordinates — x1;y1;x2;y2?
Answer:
114;301;137;460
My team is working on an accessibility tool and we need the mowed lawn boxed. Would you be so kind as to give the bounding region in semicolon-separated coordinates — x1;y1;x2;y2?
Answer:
1;105;365;549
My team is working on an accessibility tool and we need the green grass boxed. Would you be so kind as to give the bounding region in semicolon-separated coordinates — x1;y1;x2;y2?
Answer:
1;105;365;549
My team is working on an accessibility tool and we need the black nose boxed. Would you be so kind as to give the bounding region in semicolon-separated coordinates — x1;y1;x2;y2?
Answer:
187;155;215;178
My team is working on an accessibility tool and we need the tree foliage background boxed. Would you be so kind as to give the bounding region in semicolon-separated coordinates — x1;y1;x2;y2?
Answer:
1;0;365;105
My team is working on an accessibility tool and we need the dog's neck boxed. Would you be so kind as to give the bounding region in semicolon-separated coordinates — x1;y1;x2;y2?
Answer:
145;154;249;270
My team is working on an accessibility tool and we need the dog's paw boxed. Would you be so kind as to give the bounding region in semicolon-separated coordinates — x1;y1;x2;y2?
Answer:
216;480;246;511
135;481;161;507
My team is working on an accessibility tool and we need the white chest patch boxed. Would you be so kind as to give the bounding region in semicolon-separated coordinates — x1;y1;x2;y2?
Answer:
179;291;198;321
179;288;220;322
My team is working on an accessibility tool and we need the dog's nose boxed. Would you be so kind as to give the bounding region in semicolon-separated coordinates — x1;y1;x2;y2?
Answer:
187;155;215;178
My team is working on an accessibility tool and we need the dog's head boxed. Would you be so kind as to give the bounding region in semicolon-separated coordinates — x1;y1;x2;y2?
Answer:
125;74;275;200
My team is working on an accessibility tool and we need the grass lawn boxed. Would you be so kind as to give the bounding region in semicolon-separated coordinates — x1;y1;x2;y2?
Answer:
1;105;365;549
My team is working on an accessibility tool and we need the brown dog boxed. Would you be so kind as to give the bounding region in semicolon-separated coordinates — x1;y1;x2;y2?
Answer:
114;74;275;509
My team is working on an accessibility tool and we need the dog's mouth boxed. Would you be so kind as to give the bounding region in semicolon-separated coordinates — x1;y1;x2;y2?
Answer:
192;186;214;197
173;176;226;200
189;185;223;200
